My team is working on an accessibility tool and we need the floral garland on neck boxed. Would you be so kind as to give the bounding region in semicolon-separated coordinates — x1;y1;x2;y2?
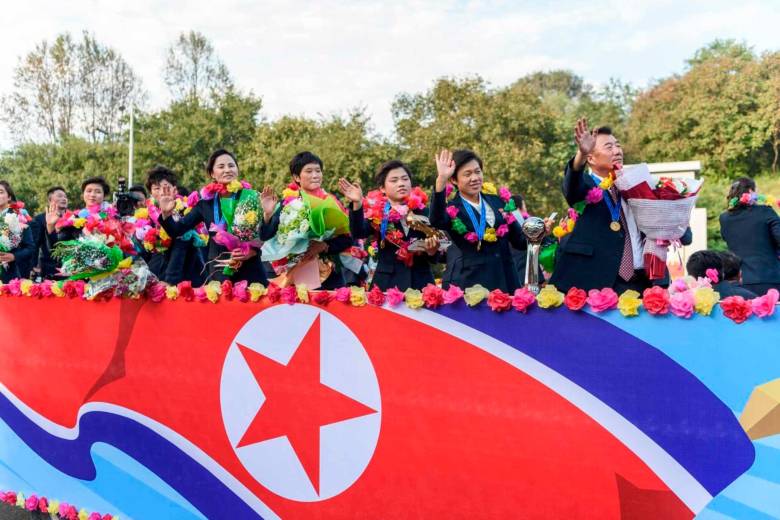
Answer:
281;182;338;206
552;171;615;239
363;186;428;266
54;203;135;255
728;192;779;210
133;194;208;253
447;182;515;244
200;179;252;200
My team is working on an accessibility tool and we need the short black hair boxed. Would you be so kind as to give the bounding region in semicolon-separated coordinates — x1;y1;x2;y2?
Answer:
177;185;191;197
719;250;742;281
686;250;723;280
0;180;16;202
452;149;483;180
206;149;238;177
129;184;148;197
145;165;179;191
81;176;110;196
594;126;613;136
727;177;756;207
374;160;413;188
290;151;323;178
46;186;66;199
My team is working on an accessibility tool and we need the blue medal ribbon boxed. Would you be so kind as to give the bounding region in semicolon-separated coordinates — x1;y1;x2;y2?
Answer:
591;173;621;227
212;193;237;228
379;201;392;244
460;194;487;244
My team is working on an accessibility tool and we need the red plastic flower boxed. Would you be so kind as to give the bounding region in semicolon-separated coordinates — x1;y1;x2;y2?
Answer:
487;289;512;312
312;290;333;305
564;287;587;311
221;280;234;301
177;281;194;301
265;283;282;303
367;286;386;306
280;286;297;304
422;284;444;308
721;295;753;324
642;286;670;315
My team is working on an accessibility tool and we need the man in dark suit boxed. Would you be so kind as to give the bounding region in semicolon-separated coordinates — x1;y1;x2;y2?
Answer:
687;250;756;298
29;186;69;280
550;119;691;293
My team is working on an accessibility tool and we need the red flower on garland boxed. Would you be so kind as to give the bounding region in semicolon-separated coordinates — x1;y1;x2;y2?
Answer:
313;290;333;305
367;286;386;306
720;295;753;324
422;284;444;308
487;289;512;312
564;287;587;311
642;286;670;315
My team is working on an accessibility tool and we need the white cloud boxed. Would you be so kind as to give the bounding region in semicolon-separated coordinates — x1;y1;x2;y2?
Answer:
1;0;779;147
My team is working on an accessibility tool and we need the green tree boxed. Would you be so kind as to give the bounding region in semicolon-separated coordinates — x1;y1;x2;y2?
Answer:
163;31;233;105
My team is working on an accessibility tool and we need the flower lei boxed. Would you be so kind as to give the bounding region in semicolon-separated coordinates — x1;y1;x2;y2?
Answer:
447;182;515;244
363;186;428;266
728;192;779;210
553;173;614;239
55;203;136;255
133;194;208;253
200;179;252;200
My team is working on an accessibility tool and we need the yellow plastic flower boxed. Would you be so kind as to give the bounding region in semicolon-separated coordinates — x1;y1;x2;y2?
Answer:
73;217;87;228
566;219;575;232
367;245;377;257
134;207;149;219
205;280;222;303
51;283;65;297
404;288;424;309
765;195;776;207
159;227;170;240
244;210;258;225
693;287;720;316
16;492;24;507
248;283;266;302
483;228;497;242
20;279;33;295
143;242;155;252
226;180;242;193
481;182;497;195
174;198;185;212
536;285;564;308
598;176;614;190
464;284;489;306
117;257;133;269
296;284;310;303
48;499;60;514
617;289;642;317
165;285;179;300
282;187;299;199
553;225;567;239
79;509;89;520
350;286;367;307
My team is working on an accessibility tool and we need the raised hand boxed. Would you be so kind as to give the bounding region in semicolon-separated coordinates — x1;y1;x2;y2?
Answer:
337;178;363;208
45;201;60;232
574;118;597;156
434;149;456;192
260;186;278;220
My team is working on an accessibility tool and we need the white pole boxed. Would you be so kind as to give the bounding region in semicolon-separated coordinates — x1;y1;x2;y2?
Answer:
128;104;134;186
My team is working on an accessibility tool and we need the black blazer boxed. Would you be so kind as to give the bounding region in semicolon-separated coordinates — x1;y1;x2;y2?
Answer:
160;192;267;284
349;206;435;291
719;206;780;285
714;281;757;299
0;224;34;283
550;158;692;292
429;189;526;292
260;200;353;289
29;212;61;279
146;238;206;286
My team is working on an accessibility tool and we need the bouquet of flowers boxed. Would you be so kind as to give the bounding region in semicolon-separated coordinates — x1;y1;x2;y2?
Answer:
0;211;27;274
261;189;350;285
133;195;207;254
210;188;262;275
614;164;703;279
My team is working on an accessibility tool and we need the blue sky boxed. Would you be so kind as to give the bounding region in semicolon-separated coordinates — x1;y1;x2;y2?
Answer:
1;0;779;146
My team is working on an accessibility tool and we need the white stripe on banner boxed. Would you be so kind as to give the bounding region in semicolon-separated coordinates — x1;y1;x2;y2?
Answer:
388;306;713;514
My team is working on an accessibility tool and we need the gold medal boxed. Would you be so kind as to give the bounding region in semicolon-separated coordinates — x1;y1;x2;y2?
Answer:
610;221;621;232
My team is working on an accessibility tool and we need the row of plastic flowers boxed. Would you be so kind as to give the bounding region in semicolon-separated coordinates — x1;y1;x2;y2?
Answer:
0;490;116;520
1;276;777;324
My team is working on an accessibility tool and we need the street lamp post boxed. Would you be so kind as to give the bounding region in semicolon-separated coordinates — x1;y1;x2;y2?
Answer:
128;104;135;186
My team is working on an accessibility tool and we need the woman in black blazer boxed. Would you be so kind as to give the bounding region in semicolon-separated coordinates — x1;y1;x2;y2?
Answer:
719;177;780;296
429;149;546;293
338;160;440;291
0;181;34;283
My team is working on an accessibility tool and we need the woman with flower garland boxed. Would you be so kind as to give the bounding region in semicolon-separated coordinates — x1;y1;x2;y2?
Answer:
429;149;544;292
159;149;267;284
719;177;780;296
260;151;353;289
338;160;441;291
0;181;34;283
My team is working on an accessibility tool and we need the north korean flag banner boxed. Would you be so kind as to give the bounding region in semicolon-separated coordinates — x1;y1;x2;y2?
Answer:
0;296;776;519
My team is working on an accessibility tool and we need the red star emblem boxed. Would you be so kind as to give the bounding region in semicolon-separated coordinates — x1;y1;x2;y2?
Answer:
236;314;377;495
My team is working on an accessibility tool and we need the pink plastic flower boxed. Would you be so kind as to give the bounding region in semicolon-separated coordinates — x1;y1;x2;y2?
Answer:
25;495;39;511
512;288;536;313
587;288;619;312
386;287;405;306
6;279;21;296
670;278;689;294
367;286;386;306
464;232;478;243
446;206;459;219
89;513;103;520
498;186;512;202
146;282;166;303
445;184;454;198
503;211;516;224
705;268;719;284
751;288;779;318
496;224;509;237
39;280;54;297
585;187;604;204
232;280;249;302
334;287;351;303
193;286;208;302
442;285;464;304
669;290;695;319
280;286;298;304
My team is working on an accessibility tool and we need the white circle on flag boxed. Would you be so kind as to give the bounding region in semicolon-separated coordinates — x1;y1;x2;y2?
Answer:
220;304;381;501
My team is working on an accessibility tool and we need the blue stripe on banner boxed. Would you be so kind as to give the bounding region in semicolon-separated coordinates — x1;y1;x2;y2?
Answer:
705;495;780;520
435;303;755;497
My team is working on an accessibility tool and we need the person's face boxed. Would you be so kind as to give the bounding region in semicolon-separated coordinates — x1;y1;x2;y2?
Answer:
134;192;147;207
49;189;68;210
294;162;323;193
587;133;623;175
150;180;176;200
82;183;105;206
0;185;9;209
452;159;483;198
381;167;412;203
210;154;239;184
